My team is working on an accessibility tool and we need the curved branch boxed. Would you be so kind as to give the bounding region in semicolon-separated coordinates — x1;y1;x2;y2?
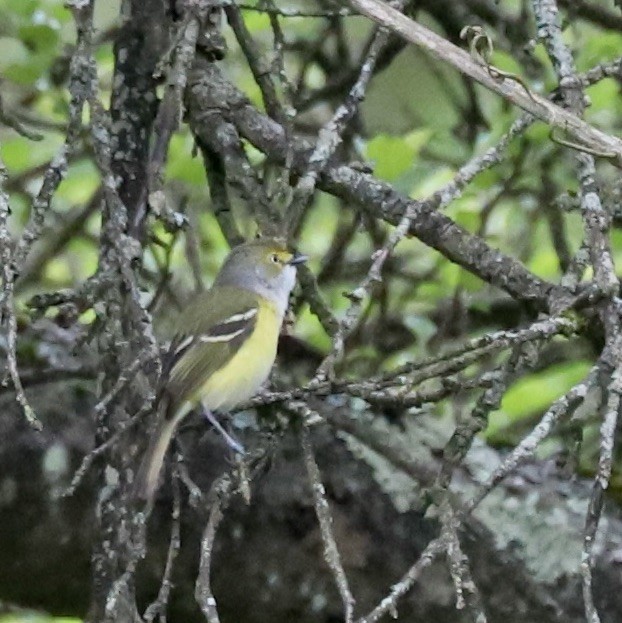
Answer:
346;0;622;167
186;61;571;312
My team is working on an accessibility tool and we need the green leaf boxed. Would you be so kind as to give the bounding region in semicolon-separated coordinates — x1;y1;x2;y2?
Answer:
296;305;331;351
166;134;207;185
0;0;38;18
242;10;270;33
486;361;592;440
407;165;454;199
1;135;63;172
56;160;99;204
43;256;72;284
0;36;29;67
366;129;432;181
19;23;59;52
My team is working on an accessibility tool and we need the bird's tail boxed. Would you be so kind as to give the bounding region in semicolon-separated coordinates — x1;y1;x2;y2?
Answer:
133;413;178;502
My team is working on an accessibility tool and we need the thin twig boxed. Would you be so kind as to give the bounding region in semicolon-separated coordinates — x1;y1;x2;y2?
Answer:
466;367;597;513
431;114;534;210
0;158;42;429
440;501;487;621
288;22;393;235
195;484;228;622
0;92;43;141
356;537;446;623
147;2;210;219
236;3;357;18
300;424;355;623
581;361;621;623
63;399;154;497
144;457;183;622
240;315;579;412
94;350;157;417
312;197;419;381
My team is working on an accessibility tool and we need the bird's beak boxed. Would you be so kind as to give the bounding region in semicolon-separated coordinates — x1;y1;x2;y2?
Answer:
288;251;308;266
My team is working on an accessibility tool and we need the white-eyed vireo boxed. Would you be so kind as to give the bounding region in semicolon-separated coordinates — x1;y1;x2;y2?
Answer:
135;238;307;500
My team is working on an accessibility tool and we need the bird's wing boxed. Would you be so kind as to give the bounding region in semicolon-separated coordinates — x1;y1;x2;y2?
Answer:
160;286;260;415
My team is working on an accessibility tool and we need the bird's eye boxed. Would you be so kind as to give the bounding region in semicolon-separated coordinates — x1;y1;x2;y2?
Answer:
270;253;280;264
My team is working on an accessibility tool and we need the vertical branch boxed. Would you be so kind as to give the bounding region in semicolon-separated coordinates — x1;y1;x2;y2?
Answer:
82;0;170;620
438;347;525;488
147;0;218;232
532;0;617;292
218;5;288;235
531;3;621;621
225;5;286;123
70;2;143;619
187;72;280;236
195;499;223;623
0;0;99;430
287;23;393;236
195;475;236;623
582;358;622;623
11;9;91;272
226;2;297;225
195;447;276;621
110;0;170;241
144;458;182;622
428;346;535;622
300;426;355;623
200;145;243;246
0;161;41;429
440;501;488;622
313;194;416;382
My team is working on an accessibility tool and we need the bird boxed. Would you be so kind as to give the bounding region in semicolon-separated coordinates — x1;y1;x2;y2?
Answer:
134;238;307;501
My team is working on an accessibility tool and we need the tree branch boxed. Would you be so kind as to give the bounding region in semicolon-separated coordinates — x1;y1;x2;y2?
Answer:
346;0;622;167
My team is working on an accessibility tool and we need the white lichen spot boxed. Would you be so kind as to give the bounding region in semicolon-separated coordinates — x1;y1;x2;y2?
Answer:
0;478;17;506
310;592;328;612
148;190;166;216
299;579;311;597
42;442;69;482
266;571;280;587
112;74;125;91
105;464;120;486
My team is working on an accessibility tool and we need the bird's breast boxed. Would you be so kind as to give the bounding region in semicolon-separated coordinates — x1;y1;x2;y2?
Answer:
198;299;281;411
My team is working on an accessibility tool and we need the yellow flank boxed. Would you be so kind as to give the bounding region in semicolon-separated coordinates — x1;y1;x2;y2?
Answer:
191;297;281;411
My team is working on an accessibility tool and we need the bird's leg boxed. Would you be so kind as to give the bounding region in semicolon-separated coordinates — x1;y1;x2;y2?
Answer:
200;404;245;455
